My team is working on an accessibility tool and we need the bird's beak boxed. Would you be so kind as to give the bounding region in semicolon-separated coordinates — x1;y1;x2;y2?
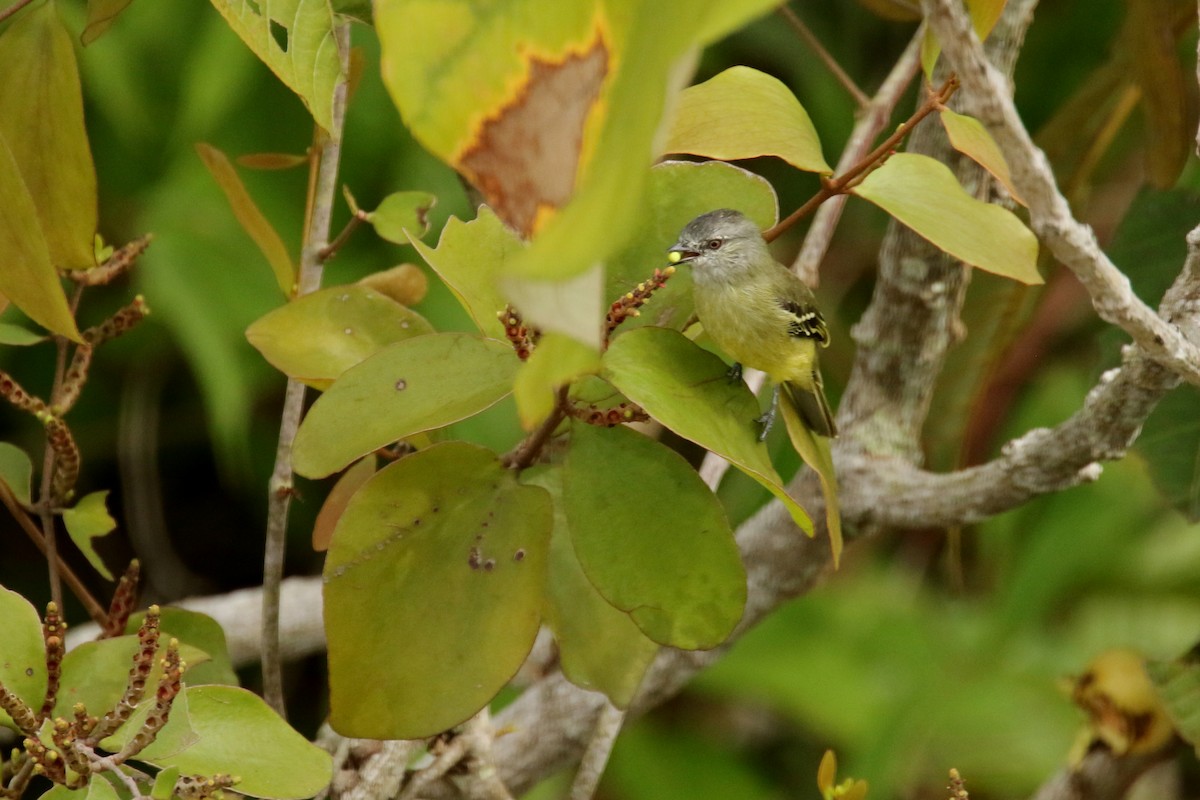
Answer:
667;244;699;265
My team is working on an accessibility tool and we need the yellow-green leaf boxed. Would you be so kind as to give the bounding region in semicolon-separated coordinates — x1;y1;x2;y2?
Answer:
851;153;1041;284
206;0;343;133
366;191;436;243
324;442;551;738
664;66;830;173
0;443;34;507
0;1;97;271
246;284;433;389
0;135;81;341
939;108;1025;205
292;333;520;478
196;143;296;296
0;586;45;731
408;207;524;340
62;491;117;580
513;333;601;430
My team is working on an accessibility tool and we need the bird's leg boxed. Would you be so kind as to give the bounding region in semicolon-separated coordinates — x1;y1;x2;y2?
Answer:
757;385;779;441
726;362;743;384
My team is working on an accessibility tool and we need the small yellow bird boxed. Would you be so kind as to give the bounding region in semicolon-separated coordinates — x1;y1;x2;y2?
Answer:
667;208;836;439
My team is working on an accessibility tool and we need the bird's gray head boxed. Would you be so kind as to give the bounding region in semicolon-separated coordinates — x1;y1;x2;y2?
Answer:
667;209;768;283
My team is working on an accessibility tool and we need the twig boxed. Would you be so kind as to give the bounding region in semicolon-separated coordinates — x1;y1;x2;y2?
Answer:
569;701;625;800
0;481;106;625
762;76;958;243
922;0;1200;386
792;25;924;284
261;22;352;716
501;386;569;470
0;0;35;24
319;209;369;261
777;5;870;108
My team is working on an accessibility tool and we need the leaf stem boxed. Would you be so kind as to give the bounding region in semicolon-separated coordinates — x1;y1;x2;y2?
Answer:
777;4;870;108
261;22;352;717
763;75;959;244
319;209;368;261
502;386;569;470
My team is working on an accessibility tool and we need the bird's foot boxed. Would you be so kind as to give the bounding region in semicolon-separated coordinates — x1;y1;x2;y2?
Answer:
756;386;780;442
725;362;743;384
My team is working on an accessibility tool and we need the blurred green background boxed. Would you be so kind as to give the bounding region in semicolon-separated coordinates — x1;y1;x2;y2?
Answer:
2;1;1199;798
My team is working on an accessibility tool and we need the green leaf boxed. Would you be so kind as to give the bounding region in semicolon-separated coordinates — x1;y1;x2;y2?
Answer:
138;685;333;799
82;0;136;45
0;443;34;507
125;607;239;687
0;322;47;346
408;207;523;340
0;585;46;731
62;490;117;581
206;0;343;133
83;775;118;800
312;456;376;552
100;680;198;760
53;635;211;723
1125;0;1192;188
603;327;812;534
0;134;81;341
526;468;658;707
1147;655;1200;753
195;143;296;296
366;191;436;243
151;766;181;800
501;265;605;350
513;334;601;430
292;333;520;478
939;108;1025;205
1135;385;1200;522
605;160;778;332
779;399;843;567
246;284;434;390
851;153;1042;284
324;442;551;738
563;423;745;649
0;1;97;271
664;66;830;173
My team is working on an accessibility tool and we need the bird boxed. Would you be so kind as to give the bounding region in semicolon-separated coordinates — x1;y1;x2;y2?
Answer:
667;208;837;440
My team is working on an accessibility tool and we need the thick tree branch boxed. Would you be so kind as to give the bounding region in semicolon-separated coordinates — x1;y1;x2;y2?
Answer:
922;0;1200;386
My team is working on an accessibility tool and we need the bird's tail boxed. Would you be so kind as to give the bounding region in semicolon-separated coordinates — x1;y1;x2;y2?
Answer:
778;387;843;568
781;374;837;439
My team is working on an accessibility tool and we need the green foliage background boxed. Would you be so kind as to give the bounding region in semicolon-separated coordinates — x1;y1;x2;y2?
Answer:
2;0;1199;798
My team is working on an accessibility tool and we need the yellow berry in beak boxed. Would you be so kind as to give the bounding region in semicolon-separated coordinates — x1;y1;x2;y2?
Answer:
667;250;682;264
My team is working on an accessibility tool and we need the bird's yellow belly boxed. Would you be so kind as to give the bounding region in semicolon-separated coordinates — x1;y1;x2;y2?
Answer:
694;287;816;390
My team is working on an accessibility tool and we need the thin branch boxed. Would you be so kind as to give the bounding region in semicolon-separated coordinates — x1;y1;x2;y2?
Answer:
793;26;924;284
501;386;568;470
0;0;35;25
261;22;352;717
569;702;625;800
776;5;870;108
319;210;368;261
922;0;1200;386
0;481;107;625
762;76;958;244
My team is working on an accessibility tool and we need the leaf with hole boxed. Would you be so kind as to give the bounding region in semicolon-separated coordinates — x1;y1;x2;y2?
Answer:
246;284;433;390
366;191;436;243
206;0;343;132
0;585;46;732
292;333;520;478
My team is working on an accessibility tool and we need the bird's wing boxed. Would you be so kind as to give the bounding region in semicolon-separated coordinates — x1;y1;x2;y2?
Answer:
779;296;829;345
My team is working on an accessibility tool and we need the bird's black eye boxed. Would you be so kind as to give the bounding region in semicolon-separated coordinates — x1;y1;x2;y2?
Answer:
706;238;723;250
